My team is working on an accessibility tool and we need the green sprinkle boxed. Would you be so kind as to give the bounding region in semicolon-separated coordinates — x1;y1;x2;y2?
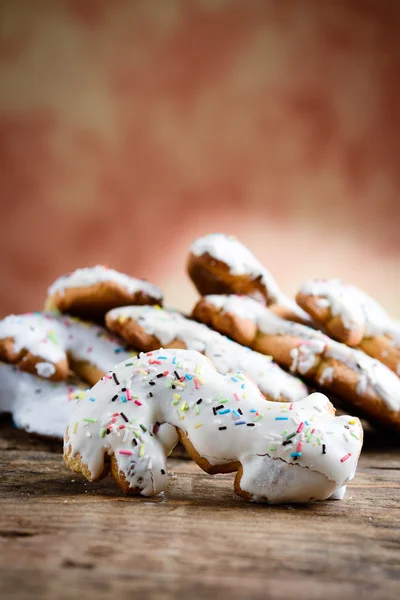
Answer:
219;399;229;404
139;444;145;457
269;447;277;452
73;421;78;434
254;414;263;422
285;432;296;441
133;430;140;438
350;432;359;440
281;429;288;437
99;428;107;438
83;418;97;423
129;418;136;424
317;436;322;445
125;362;133;366
140;424;147;432
172;398;179;405
195;404;200;415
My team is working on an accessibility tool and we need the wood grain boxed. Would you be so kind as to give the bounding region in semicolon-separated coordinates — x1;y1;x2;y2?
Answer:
0;416;399;600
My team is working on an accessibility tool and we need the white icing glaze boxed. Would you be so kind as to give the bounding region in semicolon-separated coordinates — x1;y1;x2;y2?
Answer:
107;305;308;403
0;362;85;438
205;295;400;412
65;349;363;503
191;233;309;321
0;313;133;377
300;279;400;346
48;265;162;300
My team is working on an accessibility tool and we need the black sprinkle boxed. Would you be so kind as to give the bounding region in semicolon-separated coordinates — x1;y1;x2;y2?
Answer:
156;373;164;378
149;381;155;386
35;389;42;394
213;407;217;415
282;440;293;446
111;395;118;402
218;426;227;431
344;425;350;429
247;423;255;427
322;444;326;454
140;424;147;432
196;398;203;405
121;387;126;392
174;371;180;379
215;404;224;411
171;385;176;390
120;412;128;422
113;373;120;385
106;428;111;435
149;432;153;437
156;421;161;426
132;438;138;447
238;408;243;415
161;469;166;475
148;392;153;398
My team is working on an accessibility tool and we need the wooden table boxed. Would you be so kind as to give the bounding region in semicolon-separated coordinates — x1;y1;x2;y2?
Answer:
0;416;399;600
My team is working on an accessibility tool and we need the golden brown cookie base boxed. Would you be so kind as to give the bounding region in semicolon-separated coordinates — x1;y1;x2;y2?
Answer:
192;298;400;432
46;281;162;323
0;337;68;381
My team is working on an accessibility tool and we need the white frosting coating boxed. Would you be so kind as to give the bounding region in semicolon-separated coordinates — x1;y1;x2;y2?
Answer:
0;362;85;438
205;295;400;412
0;313;133;377
107;305;308;403
48;265;162;300
191;234;309;321
65;349;363;503
300;279;400;346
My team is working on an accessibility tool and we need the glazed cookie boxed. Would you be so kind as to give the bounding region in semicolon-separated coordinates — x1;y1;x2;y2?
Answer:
0;312;134;385
296;279;400;375
46;265;163;321
0;361;86;439
64;349;363;503
193;295;400;431
188;233;310;324
105;305;308;403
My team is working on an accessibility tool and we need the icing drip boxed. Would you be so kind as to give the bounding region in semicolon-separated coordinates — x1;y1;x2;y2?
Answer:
191;233;309;321
65;349;363;503
0;362;85;438
48;265;162;300
205;295;400;412
107;305;308;403
300;279;400;346
0;313;133;377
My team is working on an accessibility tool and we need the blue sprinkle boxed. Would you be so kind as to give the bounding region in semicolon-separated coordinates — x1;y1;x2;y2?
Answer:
234;420;246;426
172;356;177;364
250;409;257;413
218;408;231;415
232;410;241;417
231;376;238;382
290;452;302;458
241;384;245;389
305;420;309;426
157;356;168;360
275;417;289;421
114;348;125;353
120;395;127;403
89;397;95;402
185;374;193;380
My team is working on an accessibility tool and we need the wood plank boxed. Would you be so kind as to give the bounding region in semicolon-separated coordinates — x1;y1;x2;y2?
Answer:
0;417;399;600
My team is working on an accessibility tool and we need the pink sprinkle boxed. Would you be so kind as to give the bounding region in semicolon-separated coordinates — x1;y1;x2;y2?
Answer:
234;393;240;401
87;346;93;353
311;428;316;434
297;442;303;452
163;370;169;376
119;425;125;430
149;359;162;365
289;403;294;410
194;378;199;390
135;400;142;406
341;453;351;463
126;389;132;401
105;374;112;380
297;422;305;433
113;412;119;417
119;450;133;456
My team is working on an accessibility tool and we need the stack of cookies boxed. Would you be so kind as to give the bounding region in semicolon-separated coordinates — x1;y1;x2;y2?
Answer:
0;234;398;503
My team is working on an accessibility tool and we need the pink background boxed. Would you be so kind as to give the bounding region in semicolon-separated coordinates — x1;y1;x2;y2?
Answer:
0;0;399;317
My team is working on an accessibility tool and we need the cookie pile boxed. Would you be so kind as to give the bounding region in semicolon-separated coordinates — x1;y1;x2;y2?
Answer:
0;234;398;503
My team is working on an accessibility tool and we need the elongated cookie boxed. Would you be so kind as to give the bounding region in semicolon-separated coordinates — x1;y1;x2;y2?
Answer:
0;312;134;385
46;265;163;321
0;361;86;439
296;279;400;375
105;305;308;403
64;349;363;503
192;295;400;431
188;233;310;324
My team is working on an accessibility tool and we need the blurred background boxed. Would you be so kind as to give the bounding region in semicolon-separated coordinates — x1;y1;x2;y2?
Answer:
0;0;399;317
